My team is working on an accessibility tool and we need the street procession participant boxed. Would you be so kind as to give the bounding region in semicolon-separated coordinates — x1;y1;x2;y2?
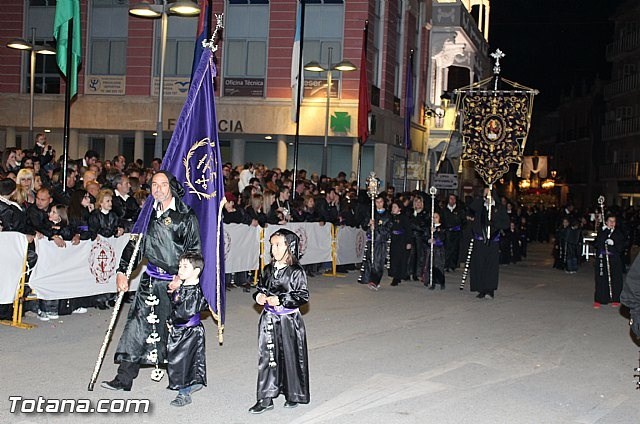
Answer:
101;171;201;391
593;214;625;309
468;187;510;299
358;195;392;291
442;194;465;272
423;210;446;289
408;194;429;281
166;252;208;407
249;229;310;414
388;200;411;286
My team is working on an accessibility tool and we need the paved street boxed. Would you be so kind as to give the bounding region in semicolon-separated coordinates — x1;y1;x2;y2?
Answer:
2;242;640;423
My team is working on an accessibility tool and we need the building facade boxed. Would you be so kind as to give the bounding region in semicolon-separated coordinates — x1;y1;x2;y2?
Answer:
600;0;640;205
0;0;491;189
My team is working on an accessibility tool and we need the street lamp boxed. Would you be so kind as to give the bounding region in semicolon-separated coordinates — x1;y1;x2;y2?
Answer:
6;28;56;146
129;0;200;159
304;47;356;176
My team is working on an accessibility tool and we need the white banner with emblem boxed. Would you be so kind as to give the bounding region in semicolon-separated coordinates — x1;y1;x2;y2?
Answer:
224;223;261;273
29;236;143;301
264;223;332;265
336;226;367;265
0;233;28;304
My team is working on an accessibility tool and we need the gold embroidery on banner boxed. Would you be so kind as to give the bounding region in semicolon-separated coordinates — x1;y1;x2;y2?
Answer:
460;94;532;185
184;138;219;200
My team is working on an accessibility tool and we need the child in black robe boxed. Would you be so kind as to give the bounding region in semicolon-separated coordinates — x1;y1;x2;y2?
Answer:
166;252;208;407
249;228;310;414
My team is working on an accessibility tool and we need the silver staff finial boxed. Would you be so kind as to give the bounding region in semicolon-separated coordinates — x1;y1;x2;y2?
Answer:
202;13;224;53
491;49;505;75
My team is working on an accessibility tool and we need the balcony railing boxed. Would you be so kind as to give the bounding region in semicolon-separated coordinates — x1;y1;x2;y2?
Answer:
602;116;640;140
604;73;640;99
599;162;640;180
432;1;489;57
606;29;640;59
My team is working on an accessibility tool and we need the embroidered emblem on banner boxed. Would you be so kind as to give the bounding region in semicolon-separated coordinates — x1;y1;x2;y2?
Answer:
89;237;117;284
355;231;366;258
294;227;308;257
224;229;232;262
460;93;531;185
184;137;219;200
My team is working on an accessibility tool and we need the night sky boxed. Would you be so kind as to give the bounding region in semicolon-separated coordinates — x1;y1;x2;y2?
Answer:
489;0;626;111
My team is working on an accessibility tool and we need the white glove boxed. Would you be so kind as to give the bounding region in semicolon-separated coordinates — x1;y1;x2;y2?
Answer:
605;238;614;246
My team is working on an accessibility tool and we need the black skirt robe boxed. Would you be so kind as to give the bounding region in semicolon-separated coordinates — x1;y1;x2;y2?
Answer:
167;283;208;390
253;264;310;404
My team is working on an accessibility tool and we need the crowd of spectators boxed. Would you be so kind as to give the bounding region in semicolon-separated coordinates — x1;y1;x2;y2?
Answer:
2;134;639;319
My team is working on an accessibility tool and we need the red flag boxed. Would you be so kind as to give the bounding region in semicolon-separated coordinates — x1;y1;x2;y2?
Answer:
358;21;370;145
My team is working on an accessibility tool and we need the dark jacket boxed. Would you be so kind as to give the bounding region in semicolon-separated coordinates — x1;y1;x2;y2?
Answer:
0;198;30;234
88;209;121;240
118;198;201;276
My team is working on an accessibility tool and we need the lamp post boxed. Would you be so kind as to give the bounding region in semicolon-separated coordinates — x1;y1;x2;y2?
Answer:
129;0;200;160
6;28;56;146
304;47;356;176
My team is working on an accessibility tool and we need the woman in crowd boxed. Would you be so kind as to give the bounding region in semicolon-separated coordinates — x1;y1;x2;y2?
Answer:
13;168;36;208
262;189;276;220
245;193;268;227
1;148;20;174
68;189;94;241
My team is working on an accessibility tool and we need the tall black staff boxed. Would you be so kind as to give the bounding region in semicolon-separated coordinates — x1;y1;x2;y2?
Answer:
366;172;379;263
428;186;437;289
460;238;473;290
598;195;613;300
292;0;306;199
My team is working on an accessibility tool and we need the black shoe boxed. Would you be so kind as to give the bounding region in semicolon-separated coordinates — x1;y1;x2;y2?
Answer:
440;284;445;290
100;378;131;391
390;278;400;286
284;401;298;408
96;302;109;310
476;292;485;299
412;275;419;281
249;399;273;414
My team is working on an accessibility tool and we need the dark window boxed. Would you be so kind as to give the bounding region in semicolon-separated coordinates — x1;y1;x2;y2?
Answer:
26;40;61;94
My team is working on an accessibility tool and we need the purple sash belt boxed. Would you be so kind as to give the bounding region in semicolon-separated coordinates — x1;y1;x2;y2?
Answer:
78;225;89;231
448;225;461;232
175;314;201;328
392;230;404;235
433;240;444;247
474;234;500;242
264;304;298;315
146;263;174;281
597;250;615;256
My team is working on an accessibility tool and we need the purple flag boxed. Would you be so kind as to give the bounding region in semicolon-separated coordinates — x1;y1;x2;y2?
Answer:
132;48;225;324
404;53;414;153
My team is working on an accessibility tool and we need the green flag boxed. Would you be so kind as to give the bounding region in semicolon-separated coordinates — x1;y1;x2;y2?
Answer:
54;0;81;97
